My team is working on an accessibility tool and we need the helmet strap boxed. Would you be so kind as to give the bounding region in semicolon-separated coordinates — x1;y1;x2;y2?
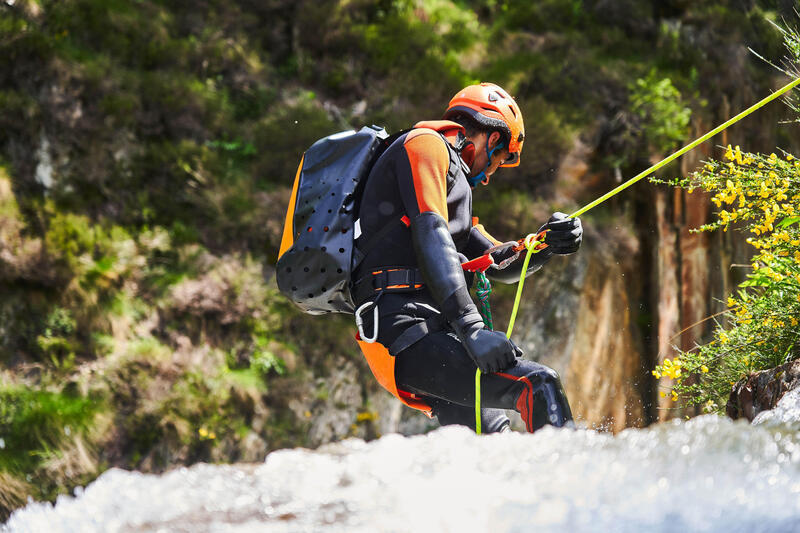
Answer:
467;138;505;188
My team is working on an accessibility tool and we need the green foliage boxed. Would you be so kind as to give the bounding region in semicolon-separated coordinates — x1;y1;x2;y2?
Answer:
0;385;101;472
37;308;78;370
653;147;800;411
630;71;691;154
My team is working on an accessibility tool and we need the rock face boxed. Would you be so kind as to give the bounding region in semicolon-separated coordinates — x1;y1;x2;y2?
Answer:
565;253;644;431
726;360;800;422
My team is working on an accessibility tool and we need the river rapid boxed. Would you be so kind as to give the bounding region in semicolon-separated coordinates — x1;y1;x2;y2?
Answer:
5;405;800;533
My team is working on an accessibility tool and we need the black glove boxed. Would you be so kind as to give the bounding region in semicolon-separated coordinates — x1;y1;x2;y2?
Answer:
539;212;582;255
451;311;522;373
411;212;521;373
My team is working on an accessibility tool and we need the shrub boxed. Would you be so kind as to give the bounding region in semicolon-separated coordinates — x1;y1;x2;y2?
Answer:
653;145;800;412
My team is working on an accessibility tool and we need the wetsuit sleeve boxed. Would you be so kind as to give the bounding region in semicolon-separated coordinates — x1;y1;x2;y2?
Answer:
465;221;501;258
395;130;452;220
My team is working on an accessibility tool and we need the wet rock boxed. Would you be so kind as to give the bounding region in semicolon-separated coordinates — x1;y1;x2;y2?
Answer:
752;387;800;426
726;360;800;421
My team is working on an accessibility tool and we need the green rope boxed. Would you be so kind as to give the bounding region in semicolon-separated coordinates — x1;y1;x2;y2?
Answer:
473;74;800;435
475;271;493;330
473;271;493;434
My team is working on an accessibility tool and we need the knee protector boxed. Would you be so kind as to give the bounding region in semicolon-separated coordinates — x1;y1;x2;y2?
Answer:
517;368;573;432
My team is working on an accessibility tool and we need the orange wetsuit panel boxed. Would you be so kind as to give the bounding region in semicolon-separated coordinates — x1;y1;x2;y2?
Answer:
403;130;452;219
356;336;433;417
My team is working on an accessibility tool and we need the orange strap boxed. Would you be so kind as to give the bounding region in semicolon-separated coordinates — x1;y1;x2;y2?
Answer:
356;334;433;417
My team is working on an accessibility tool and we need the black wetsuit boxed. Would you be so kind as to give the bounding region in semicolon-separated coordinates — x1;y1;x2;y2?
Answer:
352;120;571;433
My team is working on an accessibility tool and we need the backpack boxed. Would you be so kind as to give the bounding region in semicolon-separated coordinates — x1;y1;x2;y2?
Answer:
276;125;400;315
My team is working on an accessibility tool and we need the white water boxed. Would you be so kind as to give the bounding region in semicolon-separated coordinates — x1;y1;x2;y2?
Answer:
5;414;800;533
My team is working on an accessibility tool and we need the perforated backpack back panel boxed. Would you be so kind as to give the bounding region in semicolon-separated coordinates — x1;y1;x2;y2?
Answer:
276;126;388;315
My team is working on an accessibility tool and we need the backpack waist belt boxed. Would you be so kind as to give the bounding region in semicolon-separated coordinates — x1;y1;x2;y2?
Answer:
351;267;425;307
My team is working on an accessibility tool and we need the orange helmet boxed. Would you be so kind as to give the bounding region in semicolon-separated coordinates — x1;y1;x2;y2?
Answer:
443;82;525;167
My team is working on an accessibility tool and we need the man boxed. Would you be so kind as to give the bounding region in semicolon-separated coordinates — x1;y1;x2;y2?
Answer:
352;83;582;433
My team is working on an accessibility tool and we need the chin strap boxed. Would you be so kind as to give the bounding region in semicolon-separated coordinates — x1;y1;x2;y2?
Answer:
467;139;505;187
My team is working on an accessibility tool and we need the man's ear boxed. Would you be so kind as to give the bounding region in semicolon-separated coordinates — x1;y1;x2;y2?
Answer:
488;131;503;150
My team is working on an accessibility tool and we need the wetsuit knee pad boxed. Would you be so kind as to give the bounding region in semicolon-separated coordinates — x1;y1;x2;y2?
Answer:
516;366;573;432
537;369;573;428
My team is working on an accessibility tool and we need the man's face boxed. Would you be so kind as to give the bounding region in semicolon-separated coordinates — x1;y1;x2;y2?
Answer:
469;131;511;180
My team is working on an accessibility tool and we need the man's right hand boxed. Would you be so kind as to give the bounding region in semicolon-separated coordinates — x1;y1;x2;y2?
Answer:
452;312;521;373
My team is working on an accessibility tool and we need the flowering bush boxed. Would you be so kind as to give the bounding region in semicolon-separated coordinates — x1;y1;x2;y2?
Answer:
653;145;800;413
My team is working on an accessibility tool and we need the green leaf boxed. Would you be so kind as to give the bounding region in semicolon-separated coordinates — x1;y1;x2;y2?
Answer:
777;216;800;228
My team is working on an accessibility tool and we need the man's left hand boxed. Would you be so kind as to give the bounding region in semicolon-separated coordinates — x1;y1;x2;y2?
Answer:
539;212;582;255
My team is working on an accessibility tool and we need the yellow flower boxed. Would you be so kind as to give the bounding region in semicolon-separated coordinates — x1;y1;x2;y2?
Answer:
787;154;794;161
701;365;709;373
724;145;734;161
671;390;679;402
652;369;662;379
719;331;729;344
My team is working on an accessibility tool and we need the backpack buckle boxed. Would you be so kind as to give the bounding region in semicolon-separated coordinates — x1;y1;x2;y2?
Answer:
355;300;379;343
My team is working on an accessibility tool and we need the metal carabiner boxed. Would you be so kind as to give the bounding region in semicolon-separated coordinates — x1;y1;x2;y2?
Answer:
355;300;379;343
